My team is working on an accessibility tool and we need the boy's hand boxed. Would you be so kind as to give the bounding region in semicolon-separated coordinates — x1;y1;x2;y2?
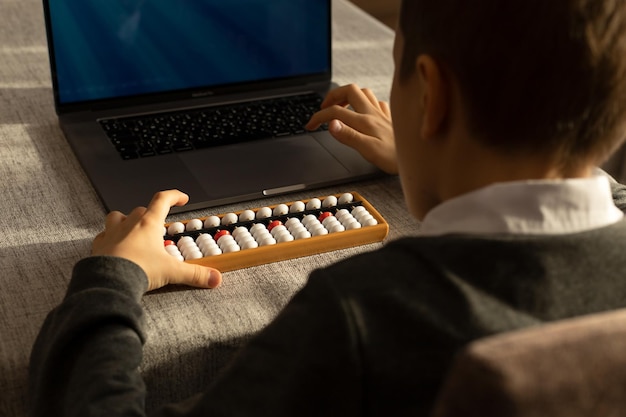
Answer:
306;84;398;174
92;190;222;292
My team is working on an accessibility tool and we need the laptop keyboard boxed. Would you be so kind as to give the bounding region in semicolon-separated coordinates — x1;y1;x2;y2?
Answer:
99;93;327;160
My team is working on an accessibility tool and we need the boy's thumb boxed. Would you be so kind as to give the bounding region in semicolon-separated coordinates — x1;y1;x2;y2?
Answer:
173;263;222;289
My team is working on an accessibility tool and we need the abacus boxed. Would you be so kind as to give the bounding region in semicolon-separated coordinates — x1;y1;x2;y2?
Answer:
164;192;389;272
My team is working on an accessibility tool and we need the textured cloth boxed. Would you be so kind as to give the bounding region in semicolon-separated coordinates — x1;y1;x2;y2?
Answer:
0;1;402;416
431;308;626;417
30;212;626;416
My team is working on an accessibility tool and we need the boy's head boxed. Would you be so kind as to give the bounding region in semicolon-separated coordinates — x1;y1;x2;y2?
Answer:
395;0;626;170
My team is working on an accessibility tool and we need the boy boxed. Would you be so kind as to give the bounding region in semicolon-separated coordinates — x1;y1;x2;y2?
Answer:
30;0;626;415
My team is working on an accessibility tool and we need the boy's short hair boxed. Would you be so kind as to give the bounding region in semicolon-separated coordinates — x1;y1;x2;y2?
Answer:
399;0;626;167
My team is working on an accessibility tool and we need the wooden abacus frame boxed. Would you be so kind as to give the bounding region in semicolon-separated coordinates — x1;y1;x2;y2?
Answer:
164;191;389;272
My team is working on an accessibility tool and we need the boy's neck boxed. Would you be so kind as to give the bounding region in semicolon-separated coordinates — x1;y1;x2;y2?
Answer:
436;134;595;204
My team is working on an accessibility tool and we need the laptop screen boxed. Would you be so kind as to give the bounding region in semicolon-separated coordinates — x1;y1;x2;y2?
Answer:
45;0;331;106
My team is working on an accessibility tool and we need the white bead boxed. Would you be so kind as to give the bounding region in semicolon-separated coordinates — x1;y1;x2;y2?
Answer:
256;207;272;219
198;237;218;246
239;210;256;222
338;193;354;204
335;209;351;221
232;226;249;239
292;229;312;240
253;228;271;239
307;222;325;233
217;234;235;247
361;217;378;227
195;233;214;244
240;239;259;250
270;225;288;237
322;216;339;228
250;223;267;234
289;201;306;213
257;235;277;246
302;214;318;227
306;198;321;210
311;226;328;236
167;222;185;235
339;215;358;227
344;219;362;230
354;210;372;223
288;223;307;234
237;233;255;244
201;246;222;256
322;195;338;208
179;242;198;255
285;217;302;229
221;242;241;253
252;230;270;242
198;241;219;253
273;204;289;216
163;226;167;236
351;206;367;217
221;213;238;226
355;212;374;223
185;219;203;232
177;236;195;247
328;223;345;233
180;242;200;255
184;249;204;260
275;232;294;243
165;245;182;255
204;216;220;228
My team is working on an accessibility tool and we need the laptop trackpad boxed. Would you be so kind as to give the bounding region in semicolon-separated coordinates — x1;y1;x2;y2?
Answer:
181;135;350;199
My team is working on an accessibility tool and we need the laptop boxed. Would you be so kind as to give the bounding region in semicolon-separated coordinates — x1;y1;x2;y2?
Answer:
42;0;382;214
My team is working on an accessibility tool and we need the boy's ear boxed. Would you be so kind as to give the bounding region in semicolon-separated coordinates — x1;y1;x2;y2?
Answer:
416;55;448;140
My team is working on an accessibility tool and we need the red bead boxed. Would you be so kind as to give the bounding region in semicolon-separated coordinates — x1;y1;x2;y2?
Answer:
164;240;175;247
318;212;333;222
214;230;231;241
268;220;283;232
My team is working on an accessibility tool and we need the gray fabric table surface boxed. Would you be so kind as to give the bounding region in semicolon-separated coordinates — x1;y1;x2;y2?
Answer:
0;0;420;415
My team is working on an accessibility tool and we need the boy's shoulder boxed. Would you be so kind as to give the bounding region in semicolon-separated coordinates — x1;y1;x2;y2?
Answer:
313;222;626;307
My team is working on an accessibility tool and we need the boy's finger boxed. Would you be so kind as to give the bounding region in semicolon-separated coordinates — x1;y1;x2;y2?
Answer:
321;84;376;114
328;119;372;152
307;105;371;132
143;190;190;223
361;88;380;108
105;211;127;229
380;101;391;117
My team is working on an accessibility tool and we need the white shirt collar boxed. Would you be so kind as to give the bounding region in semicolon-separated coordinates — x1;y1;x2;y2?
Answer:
418;175;623;236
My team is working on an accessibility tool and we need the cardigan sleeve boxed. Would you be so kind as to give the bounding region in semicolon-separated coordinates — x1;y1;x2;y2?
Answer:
29;256;149;417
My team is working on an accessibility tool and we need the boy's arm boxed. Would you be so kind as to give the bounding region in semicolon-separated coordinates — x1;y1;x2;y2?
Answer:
29;256;150;417
29;190;221;416
307;84;398;174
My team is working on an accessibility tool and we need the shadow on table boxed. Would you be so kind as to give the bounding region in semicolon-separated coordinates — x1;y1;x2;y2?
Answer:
143;335;250;413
